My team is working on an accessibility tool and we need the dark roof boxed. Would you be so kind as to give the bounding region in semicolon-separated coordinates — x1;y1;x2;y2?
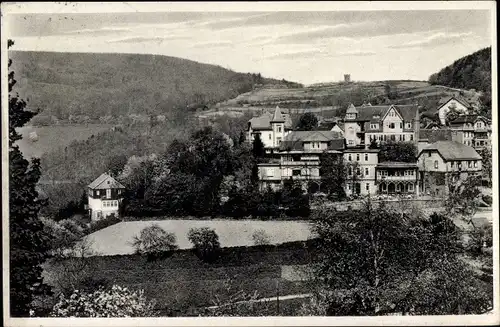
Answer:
88;173;125;189
315;121;344;132
438;95;471;109
449;114;489;125
271;106;286;122
419;129;455;142
420;141;481;160
279;131;344;151
347;104;418;122
377;162;418;168
248;111;293;130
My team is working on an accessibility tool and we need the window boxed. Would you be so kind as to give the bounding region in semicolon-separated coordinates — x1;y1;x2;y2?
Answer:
269;134;272;140
278;126;282;132
408;184;414;191
292;169;301;176
365;154;368;161
356;168;361;176
348;140;354;145
277;137;282;145
451;161;455;168
106;189;111;199
356;154;360;161
348;167;352;176
366;183;370;191
402;134;406;141
404;170;408;176
468;161;472;168
391;135;396;141
389;123;395;129
474;161;478;168
370;123;379;129
410;135;414;141
406;122;412;129
365;168;369;176
428;152;431;157
434;160;439;169
400;123;403;129
348;154;352;161
96;190;100;196
347;184;351;190
398;135;402;141
114;200;118;206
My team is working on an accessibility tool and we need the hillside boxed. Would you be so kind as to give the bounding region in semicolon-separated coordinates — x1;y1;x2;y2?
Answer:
205;80;482;120
428;47;491;116
9;50;302;124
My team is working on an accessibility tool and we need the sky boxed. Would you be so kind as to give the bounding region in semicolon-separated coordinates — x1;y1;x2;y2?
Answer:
4;3;494;85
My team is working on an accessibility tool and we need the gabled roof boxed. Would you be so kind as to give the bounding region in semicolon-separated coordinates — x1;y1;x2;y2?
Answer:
419;141;481;161
279;131;344;151
271;106;285;122
248;111;293;131
449;114;489;125
346;104;358;114
88;173;125;189
346;104;418;122
419;129;455;143
437;95;471;110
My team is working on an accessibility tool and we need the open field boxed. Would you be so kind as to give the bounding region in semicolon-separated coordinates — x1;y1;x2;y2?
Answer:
15;124;113;159
43;241;318;316
85;219;314;256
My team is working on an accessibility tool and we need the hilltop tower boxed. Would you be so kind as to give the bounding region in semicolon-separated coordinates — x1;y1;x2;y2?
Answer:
271;106;285;147
344;74;351;83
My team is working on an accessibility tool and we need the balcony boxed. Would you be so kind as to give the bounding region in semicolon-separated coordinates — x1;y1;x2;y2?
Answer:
377;175;417;181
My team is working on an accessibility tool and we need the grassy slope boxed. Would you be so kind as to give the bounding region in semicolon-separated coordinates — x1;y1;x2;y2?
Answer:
9;50;299;120
43;241;318;316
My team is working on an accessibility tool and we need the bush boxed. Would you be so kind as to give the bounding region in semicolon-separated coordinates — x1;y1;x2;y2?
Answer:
51;285;157;317
131;224;178;260
466;224;493;254
187;227;221;263
251;229;271;246
87;214;121;234
482;195;492;206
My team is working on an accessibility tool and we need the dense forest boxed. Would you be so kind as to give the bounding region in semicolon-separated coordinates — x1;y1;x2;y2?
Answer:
428;47;491;116
9;51;301;124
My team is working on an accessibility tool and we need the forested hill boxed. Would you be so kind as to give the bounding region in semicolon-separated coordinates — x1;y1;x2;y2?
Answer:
9;50;301;123
428;47;491;114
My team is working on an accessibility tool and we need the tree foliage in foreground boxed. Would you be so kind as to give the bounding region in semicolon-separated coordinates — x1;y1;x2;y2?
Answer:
303;201;492;315
9;39;53;317
295;112;319;131
378;141;417;163
131;224;178;259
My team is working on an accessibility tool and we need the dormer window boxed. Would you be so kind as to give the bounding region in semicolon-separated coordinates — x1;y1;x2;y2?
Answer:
406;122;412;129
373;115;380;119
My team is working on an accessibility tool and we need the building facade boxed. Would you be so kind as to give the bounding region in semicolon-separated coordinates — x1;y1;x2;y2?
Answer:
343;148;379;196
417;141;482;196
375;162;419;195
87;172;125;221
343;103;419;148
247;106;293;149
448;114;492;150
437;96;471;125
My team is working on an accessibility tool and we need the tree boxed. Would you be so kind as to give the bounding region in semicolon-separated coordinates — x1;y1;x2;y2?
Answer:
131;224;178;259
187;227;221;263
105;154;128;177
295;112;319;131
9;39;54;317
445;174;482;225
346;161;360;196
319;153;346;200
252;133;265;159
251;229;271;246
304;201;492;315
479;145;492;186
51;285;157;317
378;141;417;163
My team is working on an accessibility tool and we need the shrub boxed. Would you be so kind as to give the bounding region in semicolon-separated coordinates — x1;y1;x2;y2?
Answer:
467;224;493;254
251;229;271;246
131;224;178;259
482;195;492;206
51;285;157;317
87;214;121;234
187;227;221;263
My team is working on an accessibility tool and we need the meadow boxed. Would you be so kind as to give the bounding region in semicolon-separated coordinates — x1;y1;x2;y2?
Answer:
42;241;319;316
85;219;314;256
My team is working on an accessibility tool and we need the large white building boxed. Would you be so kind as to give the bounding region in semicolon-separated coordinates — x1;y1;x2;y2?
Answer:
436;95;472;125
343;103;419;148
87;172;125;221
247;106;293;149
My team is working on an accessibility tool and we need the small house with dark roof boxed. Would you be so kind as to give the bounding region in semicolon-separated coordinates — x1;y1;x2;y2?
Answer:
417;141;482;196
247;106;293;149
343;103;419;148
87;172;125;221
437;95;471;126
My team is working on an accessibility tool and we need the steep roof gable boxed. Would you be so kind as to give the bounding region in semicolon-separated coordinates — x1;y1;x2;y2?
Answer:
271;106;285;122
88;173;125;189
437;95;471;111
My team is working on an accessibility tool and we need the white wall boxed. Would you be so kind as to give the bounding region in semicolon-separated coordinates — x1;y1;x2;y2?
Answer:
88;196;120;221
438;100;469;125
